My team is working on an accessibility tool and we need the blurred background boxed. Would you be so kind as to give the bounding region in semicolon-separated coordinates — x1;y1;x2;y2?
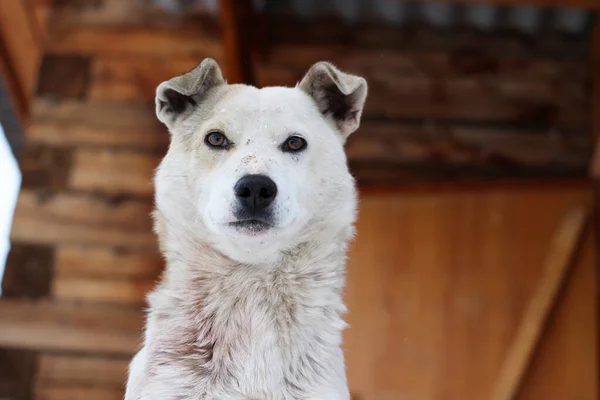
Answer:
0;0;597;399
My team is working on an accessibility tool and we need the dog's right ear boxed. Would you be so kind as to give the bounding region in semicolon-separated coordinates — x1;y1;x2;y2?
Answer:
155;58;225;129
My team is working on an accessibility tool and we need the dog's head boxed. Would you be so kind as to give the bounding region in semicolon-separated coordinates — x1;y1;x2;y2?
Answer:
154;59;367;264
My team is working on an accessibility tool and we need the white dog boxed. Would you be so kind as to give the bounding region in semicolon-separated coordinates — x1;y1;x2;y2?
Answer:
125;58;367;400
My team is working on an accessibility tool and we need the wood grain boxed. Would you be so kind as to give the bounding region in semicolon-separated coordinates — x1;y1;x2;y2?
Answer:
344;186;596;400
68;148;161;196
0;0;41;105
27;100;168;150
10;190;155;247
410;0;599;9
53;276;154;305
0;299;142;354
491;207;588;400
55;245;162;280
46;25;222;57
34;385;124;400
258;65;588;126
89;56;204;101
37;354;129;388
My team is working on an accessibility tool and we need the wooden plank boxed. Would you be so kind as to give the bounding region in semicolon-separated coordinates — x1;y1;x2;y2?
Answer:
89;56;203;102
0;299;142;354
37;354;129;388
262;46;587;82
491;207;588;400
0;0;41;106
48;0;218;28
27;100;169;150
55;246;162;280
219;0;255;84
68;148;160;196
266;19;589;60
2;244;53;298
344;186;595;399
36;54;92;100
10;190;156;248
53;277;153;305
411;0;600;9
348;122;591;168
258;64;588;126
590;21;600;177
34;385;124;400
30;0;52;40
0;348;37;400
20;144;74;191
46;25;222;57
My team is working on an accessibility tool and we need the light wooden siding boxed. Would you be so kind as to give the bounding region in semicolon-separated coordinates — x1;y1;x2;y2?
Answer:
344;186;596;400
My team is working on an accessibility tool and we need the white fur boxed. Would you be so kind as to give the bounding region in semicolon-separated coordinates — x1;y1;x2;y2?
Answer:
125;60;367;400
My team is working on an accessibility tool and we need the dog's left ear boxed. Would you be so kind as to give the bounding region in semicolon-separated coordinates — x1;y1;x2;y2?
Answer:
299;62;368;139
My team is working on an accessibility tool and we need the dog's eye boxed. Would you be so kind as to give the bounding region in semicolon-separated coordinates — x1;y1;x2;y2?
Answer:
205;131;230;149
282;136;307;153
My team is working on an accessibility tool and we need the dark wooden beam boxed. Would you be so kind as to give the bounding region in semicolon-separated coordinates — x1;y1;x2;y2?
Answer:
408;0;600;10
219;0;255;85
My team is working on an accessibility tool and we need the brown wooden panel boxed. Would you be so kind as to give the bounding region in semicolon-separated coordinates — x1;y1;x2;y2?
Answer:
34;385;124;400
257;64;588;126
0;0;41;106
348;127;589;166
36;54;91;100
37;354;129;388
262;46;588;82
267;20;589;60
0;348;37;400
10;190;155;248
46;25;222;57
52;276;153;305
0;299;142;354
343;186;595;400
27;100;168;150
2;244;54;298
89;56;203;102
411;0;599;9
517;223;596;399
55;245;162;280
20;144;74;191
68;148;160;196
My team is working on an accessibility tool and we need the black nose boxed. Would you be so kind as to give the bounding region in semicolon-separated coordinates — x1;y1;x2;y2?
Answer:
234;174;278;211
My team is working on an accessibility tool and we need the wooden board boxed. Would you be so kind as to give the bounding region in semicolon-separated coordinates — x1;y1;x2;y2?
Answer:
34;385;123;400
2;244;53;298
89;56;204;102
257;64;588;126
411;0;599;9
52;276;154;305
46;25;222;58
0;299;142;354
0;0;41;106
37;354;129;388
27;100;168;150
68;148;161;197
343;186;596;400
10;190;155;248
55;245;162;280
36;54;92;100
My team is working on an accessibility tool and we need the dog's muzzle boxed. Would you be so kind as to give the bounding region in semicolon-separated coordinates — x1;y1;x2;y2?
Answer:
231;174;277;230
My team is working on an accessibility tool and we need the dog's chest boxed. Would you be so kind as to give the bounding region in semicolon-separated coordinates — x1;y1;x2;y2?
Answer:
181;269;341;398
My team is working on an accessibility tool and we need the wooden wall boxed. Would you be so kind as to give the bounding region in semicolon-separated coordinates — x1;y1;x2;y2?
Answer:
345;186;596;400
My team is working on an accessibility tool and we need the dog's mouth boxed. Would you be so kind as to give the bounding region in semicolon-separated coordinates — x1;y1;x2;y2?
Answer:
228;219;271;234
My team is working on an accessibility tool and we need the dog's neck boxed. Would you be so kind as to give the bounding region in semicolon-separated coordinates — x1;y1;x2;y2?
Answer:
147;211;351;397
